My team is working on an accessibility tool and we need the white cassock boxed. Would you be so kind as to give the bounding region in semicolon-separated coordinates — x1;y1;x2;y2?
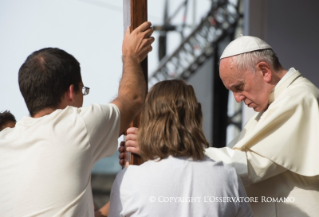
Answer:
205;68;319;217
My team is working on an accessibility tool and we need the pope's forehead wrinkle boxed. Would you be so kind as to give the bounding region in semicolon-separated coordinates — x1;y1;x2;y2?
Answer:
229;80;245;91
230;80;244;87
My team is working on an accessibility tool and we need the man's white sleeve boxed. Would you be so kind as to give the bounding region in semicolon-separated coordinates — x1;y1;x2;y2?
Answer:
79;103;120;163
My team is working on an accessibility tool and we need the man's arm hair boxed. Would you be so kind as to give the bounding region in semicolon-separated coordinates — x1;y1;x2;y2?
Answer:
112;21;154;135
112;56;145;135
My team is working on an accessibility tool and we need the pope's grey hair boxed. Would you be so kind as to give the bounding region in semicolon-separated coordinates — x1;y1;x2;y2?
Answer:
232;49;281;73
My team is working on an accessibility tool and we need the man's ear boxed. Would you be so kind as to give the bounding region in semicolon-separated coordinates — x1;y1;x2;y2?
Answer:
257;61;272;83
65;84;75;103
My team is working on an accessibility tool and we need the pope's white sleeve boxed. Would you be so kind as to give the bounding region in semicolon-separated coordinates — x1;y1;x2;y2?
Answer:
205;147;287;186
245;149;287;184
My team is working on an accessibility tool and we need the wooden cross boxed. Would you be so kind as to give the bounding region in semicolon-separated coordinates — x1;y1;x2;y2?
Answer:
123;0;148;165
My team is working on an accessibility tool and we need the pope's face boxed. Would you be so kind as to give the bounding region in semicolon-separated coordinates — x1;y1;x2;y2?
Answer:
219;57;270;112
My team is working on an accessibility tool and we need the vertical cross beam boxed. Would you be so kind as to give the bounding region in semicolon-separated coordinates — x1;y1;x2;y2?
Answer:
123;0;148;165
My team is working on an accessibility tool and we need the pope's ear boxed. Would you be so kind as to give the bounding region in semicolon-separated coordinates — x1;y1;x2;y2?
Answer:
256;61;272;83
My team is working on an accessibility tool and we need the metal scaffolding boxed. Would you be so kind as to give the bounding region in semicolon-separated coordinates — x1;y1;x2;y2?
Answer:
149;0;241;86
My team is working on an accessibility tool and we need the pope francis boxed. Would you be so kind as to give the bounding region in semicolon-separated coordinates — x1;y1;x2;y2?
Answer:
205;36;319;217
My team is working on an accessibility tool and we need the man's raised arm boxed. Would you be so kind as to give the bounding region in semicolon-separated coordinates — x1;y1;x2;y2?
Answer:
112;21;154;135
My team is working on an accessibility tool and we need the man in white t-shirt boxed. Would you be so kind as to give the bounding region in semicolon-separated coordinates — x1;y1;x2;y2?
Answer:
0;21;154;217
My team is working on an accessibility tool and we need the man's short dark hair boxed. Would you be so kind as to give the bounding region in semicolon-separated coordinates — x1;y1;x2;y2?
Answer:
18;48;82;117
0;110;16;131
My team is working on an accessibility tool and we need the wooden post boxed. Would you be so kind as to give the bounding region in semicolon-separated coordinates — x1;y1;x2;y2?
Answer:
123;0;148;165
